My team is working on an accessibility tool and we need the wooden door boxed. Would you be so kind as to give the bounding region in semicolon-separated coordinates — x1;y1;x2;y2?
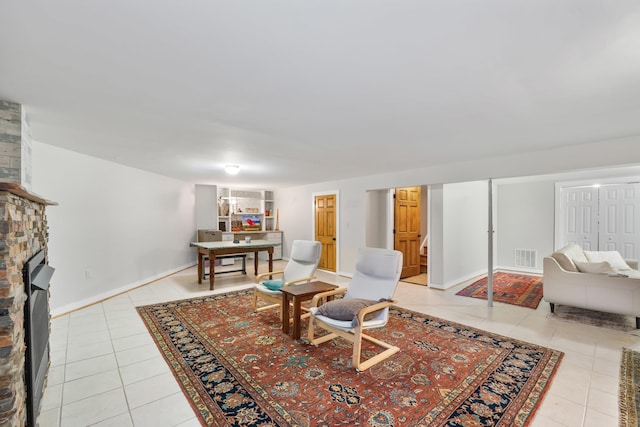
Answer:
394;187;421;278
315;194;336;272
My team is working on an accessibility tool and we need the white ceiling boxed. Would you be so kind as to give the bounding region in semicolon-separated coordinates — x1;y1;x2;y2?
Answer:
1;1;640;188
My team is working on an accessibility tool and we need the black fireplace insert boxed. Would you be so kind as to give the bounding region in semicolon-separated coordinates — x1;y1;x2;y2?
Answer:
23;249;54;426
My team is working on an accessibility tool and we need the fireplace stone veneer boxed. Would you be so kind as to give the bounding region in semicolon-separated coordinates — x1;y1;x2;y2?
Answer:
0;183;54;427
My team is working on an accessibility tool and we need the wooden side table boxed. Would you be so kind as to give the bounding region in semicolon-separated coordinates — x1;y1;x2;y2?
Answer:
281;281;339;339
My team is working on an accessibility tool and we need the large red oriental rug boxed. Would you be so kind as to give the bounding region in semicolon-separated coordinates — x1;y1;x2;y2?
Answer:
137;289;562;426
455;272;544;309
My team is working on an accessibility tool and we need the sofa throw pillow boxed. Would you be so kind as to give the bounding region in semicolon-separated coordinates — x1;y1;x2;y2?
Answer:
574;261;616;275
551;252;578;272
316;298;384;326
583;250;631;271
262;279;285;290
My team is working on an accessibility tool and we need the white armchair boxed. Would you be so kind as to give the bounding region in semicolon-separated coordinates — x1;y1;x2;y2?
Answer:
253;240;322;318
308;247;403;371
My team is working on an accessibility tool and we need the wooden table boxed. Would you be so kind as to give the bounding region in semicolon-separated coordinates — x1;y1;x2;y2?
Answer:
190;240;280;290
281;281;339;340
201;254;247;280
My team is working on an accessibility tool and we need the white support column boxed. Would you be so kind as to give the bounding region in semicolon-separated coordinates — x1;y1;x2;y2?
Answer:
487;179;494;307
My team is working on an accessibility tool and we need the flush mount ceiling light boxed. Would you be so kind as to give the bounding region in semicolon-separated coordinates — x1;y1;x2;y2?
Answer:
224;164;240;175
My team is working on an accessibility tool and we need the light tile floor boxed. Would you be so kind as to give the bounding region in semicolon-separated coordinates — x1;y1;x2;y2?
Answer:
37;261;640;426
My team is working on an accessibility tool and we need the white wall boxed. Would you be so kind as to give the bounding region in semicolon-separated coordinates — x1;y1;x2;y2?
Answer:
274;187;322;258
32;142;196;315
496;180;555;272
365;189;390;249
440;181;488;287
195;184;218;229
420;185;428;247
428;185;444;285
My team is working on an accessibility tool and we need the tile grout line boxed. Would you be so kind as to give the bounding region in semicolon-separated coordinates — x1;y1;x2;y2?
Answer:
104;300;136;427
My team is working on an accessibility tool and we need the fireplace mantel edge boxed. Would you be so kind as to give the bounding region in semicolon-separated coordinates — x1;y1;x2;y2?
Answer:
0;182;57;206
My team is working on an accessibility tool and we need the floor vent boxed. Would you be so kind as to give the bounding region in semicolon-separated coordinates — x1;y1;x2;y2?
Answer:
514;249;537;268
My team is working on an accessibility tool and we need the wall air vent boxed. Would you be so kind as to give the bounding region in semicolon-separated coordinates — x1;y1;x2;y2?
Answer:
514;248;537;268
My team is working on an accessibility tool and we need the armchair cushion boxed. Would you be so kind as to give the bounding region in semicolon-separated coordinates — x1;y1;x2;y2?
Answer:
316;298;384;326
291;241;323;263
574;261;616;275
551;244;588;272
627;259;639;270
262;279;285;290
584;250;632;271
551;252;578;272
356;250;403;279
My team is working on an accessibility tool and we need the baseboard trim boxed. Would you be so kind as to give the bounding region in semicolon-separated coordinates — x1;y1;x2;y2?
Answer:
429;269;487;290
495;265;543;275
51;262;196;317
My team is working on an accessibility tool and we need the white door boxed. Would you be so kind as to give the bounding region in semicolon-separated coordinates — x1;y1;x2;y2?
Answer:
560;187;599;250
599;184;640;259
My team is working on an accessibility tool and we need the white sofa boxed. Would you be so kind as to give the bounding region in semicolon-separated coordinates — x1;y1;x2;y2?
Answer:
543;244;640;328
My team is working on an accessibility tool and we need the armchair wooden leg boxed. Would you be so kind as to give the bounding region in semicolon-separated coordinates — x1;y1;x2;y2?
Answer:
309;319;400;372
352;328;363;369
308;320;338;345
354;333;400;372
255;303;281;313
307;315;316;343
253;291;282;313
309;332;338;346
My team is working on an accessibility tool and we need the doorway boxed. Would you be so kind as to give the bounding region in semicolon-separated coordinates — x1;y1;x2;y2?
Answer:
394;187;422;278
314;193;337;272
365;185;430;286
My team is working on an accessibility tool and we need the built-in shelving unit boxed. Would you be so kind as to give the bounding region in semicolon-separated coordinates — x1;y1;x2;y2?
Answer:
263;190;275;232
195;185;282;260
217;188;276;232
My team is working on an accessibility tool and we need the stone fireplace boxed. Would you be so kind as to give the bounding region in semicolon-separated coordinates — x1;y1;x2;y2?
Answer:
0;183;54;426
1;100;55;426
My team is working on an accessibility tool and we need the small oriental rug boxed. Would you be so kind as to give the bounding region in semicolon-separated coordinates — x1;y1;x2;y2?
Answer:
137;289;562;426
456;272;544;309
620;347;640;427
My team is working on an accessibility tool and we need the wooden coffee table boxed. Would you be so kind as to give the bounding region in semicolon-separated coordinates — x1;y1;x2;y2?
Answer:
281;281;339;339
